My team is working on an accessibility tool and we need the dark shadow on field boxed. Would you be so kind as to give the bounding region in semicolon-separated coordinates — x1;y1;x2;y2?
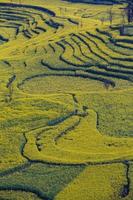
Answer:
0;3;55;16
0;163;85;200
62;0;123;5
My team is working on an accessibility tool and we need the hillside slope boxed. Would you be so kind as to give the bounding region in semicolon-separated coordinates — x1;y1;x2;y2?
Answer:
0;0;132;200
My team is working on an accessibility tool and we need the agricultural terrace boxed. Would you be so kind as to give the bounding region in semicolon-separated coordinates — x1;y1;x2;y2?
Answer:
0;0;133;199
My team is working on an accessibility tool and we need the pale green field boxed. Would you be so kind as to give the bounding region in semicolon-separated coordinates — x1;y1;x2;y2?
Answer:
0;0;132;199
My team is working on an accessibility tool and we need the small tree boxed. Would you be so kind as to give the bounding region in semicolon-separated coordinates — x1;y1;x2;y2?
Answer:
80;18;83;28
104;81;110;90
121;10;127;25
120;9;127;35
107;7;114;25
126;0;133;23
9;84;13;102
100;16;105;25
5;85;13;103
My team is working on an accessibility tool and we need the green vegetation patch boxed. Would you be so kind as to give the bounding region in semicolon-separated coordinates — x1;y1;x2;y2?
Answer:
0;163;84;200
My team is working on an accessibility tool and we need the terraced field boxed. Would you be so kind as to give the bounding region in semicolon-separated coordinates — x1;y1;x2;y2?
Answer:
0;0;133;199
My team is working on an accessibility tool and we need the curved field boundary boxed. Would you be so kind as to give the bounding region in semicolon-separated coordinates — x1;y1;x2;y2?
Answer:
0;186;52;200
0;3;55;17
0;162;31;178
0;34;8;42
68;18;79;25
56;41;97;67
70;35;95;62
86;31;133;62
41;59;91;72
76;33;133;70
86;29;130;56
21;108;133;165
86;68;132;82
71;33;108;64
62;39;86;63
17;72;115;89
79;33;133;68
54;118;81;145
97;28;133;51
62;0;120;5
